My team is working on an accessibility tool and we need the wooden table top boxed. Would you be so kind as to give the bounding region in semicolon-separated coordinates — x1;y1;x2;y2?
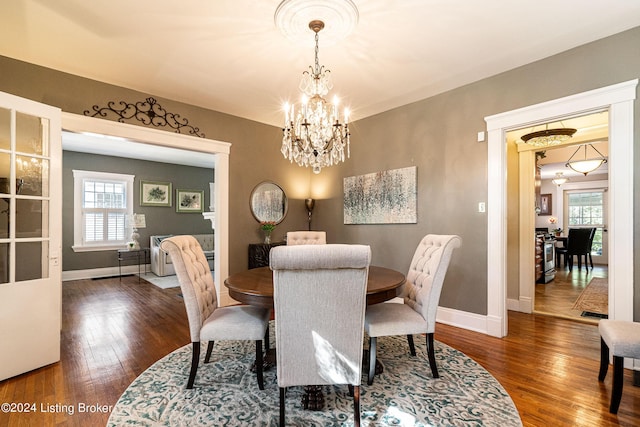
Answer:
224;265;406;309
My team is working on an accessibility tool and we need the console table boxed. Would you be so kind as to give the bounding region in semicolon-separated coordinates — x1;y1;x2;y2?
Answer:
247;242;285;269
117;248;149;282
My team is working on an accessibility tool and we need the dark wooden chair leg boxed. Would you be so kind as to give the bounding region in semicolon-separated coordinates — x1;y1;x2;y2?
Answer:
368;337;377;385
407;334;416;356
353;385;361;427
187;341;200;389
256;339;264;390
279;387;286;427
610;356;624;414
568;256;574;271
598;338;609;381
204;340;214;363
264;324;270;351
589;253;594;269
426;333;439;378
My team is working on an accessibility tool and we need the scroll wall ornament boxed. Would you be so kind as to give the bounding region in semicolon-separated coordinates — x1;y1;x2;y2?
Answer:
84;97;205;137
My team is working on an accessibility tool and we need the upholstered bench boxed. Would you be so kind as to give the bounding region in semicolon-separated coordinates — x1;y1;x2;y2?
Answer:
598;319;640;414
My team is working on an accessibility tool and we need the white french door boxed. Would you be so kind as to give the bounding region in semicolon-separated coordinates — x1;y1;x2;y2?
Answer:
0;91;62;380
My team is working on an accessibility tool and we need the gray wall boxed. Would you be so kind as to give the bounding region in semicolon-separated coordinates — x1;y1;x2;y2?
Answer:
0;25;639;320
62;151;214;270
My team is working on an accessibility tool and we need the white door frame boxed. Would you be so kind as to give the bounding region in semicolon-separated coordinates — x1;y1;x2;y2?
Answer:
61;113;234;306
485;79;637;337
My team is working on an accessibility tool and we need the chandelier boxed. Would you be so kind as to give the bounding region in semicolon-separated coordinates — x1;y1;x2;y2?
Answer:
551;172;568;186
281;20;350;174
521;124;576;147
566;143;607;175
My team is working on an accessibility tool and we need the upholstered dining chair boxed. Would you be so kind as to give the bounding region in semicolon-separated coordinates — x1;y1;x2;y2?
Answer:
286;230;327;245
555;228;595;271
364;234;461;385
270;244;371;427
160;235;271;390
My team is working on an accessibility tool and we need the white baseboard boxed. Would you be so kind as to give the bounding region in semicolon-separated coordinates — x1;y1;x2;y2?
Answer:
507;297;532;313
62;265;150;281
436;306;489;335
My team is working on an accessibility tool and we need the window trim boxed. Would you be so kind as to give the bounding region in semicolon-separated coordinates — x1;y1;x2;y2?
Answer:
72;170;134;252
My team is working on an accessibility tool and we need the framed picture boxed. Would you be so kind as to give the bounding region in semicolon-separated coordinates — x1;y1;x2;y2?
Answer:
176;189;204;213
539;193;552;215
140;180;172;206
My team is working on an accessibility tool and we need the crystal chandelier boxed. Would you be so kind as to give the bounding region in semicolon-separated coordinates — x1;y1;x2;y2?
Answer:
281;20;350;174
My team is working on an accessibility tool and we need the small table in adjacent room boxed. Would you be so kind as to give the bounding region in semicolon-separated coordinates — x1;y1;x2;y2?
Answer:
117;248;150;282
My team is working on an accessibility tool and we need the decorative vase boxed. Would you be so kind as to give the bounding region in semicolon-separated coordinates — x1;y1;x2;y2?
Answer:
264;231;271;244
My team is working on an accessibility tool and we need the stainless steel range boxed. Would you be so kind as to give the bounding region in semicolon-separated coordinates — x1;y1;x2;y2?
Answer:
540;236;556;283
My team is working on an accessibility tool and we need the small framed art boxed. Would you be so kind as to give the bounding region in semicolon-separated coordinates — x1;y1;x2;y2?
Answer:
539;193;552;215
176;189;204;213
140;180;172;207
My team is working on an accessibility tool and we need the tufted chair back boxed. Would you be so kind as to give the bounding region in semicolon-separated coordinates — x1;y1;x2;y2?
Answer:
160;235;218;342
402;234;462;332
286;231;327;245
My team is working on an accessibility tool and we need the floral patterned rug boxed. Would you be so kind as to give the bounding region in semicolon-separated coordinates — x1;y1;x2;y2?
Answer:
108;328;522;426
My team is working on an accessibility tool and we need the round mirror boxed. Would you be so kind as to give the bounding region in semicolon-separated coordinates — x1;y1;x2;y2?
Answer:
250;181;288;224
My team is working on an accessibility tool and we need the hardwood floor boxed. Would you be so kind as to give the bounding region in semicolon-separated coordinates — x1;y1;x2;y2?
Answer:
535;264;608;323
1;275;638;426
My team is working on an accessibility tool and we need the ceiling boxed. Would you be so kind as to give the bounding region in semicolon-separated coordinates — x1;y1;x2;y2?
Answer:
2;0;640;130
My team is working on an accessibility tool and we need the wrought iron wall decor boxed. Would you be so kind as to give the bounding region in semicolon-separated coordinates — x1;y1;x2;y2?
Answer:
84;97;205;137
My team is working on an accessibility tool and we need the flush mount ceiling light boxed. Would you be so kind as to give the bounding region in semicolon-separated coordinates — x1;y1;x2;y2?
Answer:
521;124;577;147
551;172;568;186
566;143;608;175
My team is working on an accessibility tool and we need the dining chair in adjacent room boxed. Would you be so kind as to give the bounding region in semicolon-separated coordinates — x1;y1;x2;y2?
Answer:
286;231;327;245
270;244;371;427
364;234;461;385
161;235;271;390
555;228;595;271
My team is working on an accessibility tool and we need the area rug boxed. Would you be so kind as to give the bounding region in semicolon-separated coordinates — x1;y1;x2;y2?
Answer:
572;277;608;317
108;329;522;426
137;273;180;289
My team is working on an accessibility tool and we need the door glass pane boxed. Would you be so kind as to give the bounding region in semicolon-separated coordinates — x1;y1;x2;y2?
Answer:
15;156;48;197
16;241;48;281
0;198;9;238
0;242;8;283
16;113;45;155
0;152;10;194
0;107;9;151
16;199;46;238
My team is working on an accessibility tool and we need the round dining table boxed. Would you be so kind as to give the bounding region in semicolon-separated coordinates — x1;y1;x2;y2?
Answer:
224;265;406;410
224;265;406;308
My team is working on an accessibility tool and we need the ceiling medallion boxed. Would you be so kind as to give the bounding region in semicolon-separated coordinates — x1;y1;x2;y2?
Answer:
274;0;359;45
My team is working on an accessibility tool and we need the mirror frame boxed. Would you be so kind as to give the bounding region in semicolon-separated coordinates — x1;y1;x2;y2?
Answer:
249;181;288;224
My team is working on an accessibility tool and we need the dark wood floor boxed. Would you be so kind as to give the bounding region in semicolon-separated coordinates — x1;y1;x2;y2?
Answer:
0;275;638;426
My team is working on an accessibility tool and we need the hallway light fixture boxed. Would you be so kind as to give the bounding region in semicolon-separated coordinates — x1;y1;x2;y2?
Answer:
521;124;576;147
280;19;351;174
565;143;607;175
551;172;568;186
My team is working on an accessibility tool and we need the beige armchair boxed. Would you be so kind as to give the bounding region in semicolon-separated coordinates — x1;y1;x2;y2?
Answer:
270;244;371;427
160;235;271;390
364;234;461;384
286;231;326;245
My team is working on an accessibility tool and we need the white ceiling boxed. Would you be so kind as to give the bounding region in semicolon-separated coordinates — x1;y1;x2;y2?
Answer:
2;0;640;129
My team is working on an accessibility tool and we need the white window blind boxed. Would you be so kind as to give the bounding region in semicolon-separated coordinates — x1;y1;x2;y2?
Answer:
73;170;134;252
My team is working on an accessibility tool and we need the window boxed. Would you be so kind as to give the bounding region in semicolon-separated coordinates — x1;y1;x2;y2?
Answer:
567;190;604;255
73;170;134;252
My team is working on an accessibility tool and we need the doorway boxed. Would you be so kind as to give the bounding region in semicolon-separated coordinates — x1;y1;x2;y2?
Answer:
60;113;235;306
507;114;610;322
485;79;637;337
